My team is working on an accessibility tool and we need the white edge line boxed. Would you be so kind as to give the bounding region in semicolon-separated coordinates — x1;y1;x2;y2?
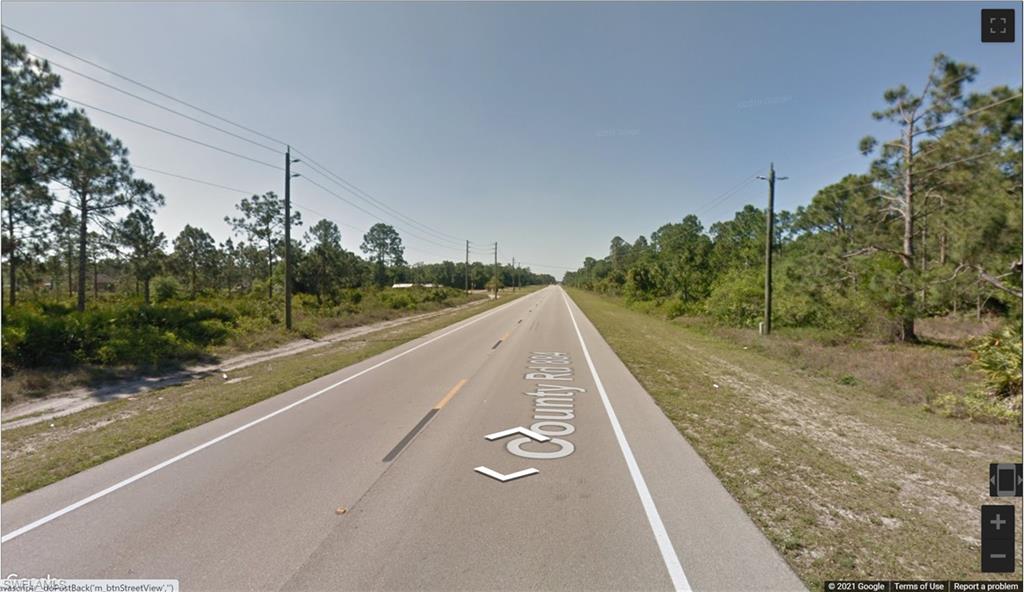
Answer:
1;290;542;544
561;289;692;592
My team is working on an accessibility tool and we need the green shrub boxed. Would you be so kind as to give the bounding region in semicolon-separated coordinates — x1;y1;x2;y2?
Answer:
2;301;237;368
659;294;692;317
926;391;1021;424
624;260;662;303
971;326;1023;399
427;288;450;304
2;307;86;366
383;291;415;310
925;326;1023;424
627;299;662;316
294;318;319;339
232;313;273;336
2;285;469;371
705;268;763;327
154;276;182;303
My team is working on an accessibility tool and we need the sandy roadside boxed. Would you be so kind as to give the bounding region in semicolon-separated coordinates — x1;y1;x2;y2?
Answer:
1;298;490;430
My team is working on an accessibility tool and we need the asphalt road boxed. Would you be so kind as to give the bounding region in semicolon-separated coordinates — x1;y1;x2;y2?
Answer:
0;286;805;591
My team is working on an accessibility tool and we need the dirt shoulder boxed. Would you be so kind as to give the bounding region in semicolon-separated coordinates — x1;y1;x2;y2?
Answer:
1;297;492;430
566;288;1022;588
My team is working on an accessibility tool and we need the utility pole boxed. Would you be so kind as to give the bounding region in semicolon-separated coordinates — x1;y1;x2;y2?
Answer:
756;163;787;335
465;240;470;294
512;257;516;292
284;146;300;330
493;242;498;299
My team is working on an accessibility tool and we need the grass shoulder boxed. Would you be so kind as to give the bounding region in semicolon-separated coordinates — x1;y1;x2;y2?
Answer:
565;288;1021;588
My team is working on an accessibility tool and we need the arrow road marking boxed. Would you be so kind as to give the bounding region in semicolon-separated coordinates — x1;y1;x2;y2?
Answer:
484;426;550;442
474;466;539;482
0;291;546;545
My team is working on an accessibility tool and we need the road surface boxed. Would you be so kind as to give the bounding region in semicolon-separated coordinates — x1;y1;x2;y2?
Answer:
1;286;804;591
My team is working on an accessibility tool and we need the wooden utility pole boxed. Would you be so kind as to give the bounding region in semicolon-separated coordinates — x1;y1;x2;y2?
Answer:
284;146;299;330
757;163;786;335
465;240;470;294
512;257;516;292
493;242;498;299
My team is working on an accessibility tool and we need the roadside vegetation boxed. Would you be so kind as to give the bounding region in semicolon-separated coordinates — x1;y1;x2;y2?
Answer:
567;288;1022;587
560;53;1021;586
2;287;485;406
1;286;538;501
564;53;1022;421
0;33;554;406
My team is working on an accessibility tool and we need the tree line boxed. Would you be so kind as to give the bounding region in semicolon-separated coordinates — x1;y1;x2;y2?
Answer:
1;34;553;311
564;54;1022;341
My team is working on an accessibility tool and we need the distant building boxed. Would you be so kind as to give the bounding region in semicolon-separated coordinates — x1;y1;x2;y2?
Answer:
391;283;437;289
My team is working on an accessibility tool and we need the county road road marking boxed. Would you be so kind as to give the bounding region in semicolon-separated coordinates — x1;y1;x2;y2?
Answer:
562;290;693;592
1;293;540;545
484;426;549;442
473;466;539;482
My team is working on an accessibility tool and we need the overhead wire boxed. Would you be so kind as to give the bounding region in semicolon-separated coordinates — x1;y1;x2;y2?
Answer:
9;25;480;253
38;54;281;154
124;164;462;260
133;165;260;195
295;173;469;256
291;148;472;246
1;24;290;149
54;93;284;171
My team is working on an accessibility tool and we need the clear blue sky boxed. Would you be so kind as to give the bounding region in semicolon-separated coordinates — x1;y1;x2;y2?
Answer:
3;1;1021;275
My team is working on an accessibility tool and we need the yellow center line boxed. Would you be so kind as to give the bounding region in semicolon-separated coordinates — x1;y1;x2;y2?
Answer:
433;378;468;410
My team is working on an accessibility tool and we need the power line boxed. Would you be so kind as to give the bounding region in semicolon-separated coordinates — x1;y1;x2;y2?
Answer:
127;165;459;261
71;91;474;255
293;200;454;258
692;168;765;218
840;145;1014;196
2;24;289;149
404;246;468;262
297;169;466;253
291;202;363;234
288;203;449;261
52;97;474;260
519;261;577;271
708;120;1015;221
54;93;284;171
38;54;282;154
296;174;468;255
912;93;1023;138
4;27;500;270
291;148;470;246
293;147;467;244
8;26;479;252
133;165;259;195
